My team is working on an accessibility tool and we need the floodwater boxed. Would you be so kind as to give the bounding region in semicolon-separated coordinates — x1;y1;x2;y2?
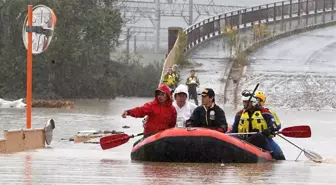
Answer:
0;98;335;185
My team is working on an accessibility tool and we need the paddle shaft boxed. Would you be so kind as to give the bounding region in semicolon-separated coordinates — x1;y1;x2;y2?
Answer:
227;132;259;135
277;134;304;151
130;133;144;139
103;132;144;144
248;83;259;102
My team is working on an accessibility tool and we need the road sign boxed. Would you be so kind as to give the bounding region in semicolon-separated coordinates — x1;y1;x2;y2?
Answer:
22;5;57;55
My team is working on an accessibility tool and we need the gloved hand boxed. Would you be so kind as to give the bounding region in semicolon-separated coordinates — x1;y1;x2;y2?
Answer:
261;128;274;137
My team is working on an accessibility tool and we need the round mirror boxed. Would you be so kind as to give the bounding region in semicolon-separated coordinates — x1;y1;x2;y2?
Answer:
22;5;57;55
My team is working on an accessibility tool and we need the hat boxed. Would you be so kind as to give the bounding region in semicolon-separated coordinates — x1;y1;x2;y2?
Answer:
155;89;166;95
201;88;215;98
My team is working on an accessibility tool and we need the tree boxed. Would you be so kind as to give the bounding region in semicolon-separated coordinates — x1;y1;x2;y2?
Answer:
0;0;163;100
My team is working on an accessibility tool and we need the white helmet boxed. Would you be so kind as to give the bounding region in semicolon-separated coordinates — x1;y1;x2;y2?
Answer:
241;95;257;102
241;90;257;107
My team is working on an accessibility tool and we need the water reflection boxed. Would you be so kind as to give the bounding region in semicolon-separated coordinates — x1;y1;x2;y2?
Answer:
139;162;228;185
230;163;276;184
24;155;31;185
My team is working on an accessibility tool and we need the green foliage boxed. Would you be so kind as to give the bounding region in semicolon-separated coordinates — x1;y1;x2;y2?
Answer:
253;23;270;41
174;29;189;66
0;0;161;99
222;26;239;59
222;25;248;66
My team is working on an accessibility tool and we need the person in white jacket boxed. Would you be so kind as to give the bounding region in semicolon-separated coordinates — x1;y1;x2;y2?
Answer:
173;84;197;127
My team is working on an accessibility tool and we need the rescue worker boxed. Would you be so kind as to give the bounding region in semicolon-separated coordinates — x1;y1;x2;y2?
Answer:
185;69;200;105
186;88;228;133
255;90;281;129
122;84;177;138
172;64;180;85
163;67;176;90
230;90;285;160
173;84;197;128
254;90;284;160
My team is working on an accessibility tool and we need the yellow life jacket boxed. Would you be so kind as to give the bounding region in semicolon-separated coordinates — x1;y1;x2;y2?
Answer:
187;76;198;85
165;74;175;85
269;109;281;128
173;72;180;83
238;110;268;133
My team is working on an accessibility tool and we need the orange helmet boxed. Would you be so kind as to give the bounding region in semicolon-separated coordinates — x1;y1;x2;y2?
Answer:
255;90;266;106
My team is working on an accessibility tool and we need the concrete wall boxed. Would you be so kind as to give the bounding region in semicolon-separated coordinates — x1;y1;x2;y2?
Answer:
0;129;45;153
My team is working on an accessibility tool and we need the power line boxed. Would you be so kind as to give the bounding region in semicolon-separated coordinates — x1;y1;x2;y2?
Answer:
118;0;246;53
119;0;244;25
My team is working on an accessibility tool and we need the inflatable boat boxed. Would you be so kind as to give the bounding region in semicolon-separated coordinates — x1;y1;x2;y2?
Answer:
130;127;282;163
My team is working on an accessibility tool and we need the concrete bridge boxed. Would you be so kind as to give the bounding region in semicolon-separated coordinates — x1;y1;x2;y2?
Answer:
160;0;336;109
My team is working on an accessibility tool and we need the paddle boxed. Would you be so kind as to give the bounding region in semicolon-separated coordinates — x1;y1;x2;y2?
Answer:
248;83;259;102
277;134;323;163
228;125;322;162
227;125;311;138
100;133;144;150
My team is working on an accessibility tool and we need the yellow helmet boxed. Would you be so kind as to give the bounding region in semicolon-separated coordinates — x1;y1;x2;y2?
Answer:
255;90;266;106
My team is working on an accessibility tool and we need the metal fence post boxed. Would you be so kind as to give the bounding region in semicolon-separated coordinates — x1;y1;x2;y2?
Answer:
332;0;335;20
306;0;309;26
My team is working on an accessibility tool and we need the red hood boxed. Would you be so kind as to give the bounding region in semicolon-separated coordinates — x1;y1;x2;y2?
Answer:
155;84;172;105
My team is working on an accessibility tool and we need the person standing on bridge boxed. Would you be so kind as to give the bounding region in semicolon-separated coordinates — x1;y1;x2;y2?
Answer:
163;67;177;90
172;64;180;85
186;69;200;105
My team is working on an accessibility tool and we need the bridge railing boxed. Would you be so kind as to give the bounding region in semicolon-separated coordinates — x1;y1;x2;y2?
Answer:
159;0;336;84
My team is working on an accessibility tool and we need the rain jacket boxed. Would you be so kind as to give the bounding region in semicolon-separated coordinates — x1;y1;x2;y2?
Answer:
186;103;228;133
172;84;197;127
126;84;177;136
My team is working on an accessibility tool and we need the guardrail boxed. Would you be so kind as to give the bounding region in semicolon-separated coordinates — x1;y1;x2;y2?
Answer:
159;0;336;84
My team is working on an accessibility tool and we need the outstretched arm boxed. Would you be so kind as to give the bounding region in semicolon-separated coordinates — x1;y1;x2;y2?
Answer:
126;102;152;118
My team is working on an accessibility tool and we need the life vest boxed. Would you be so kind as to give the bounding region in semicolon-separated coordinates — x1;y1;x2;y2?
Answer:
172;72;180;81
238;110;268;133
269;109;281;129
187;76;198;85
165;74;175;85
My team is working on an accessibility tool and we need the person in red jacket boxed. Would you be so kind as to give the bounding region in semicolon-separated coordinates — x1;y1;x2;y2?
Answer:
121;84;177;137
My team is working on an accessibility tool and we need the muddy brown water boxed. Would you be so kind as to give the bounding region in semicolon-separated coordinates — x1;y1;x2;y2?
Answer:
0;98;335;185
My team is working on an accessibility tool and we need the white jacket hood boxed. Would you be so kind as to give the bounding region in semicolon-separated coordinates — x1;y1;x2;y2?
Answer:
173;84;189;100
173;84;197;128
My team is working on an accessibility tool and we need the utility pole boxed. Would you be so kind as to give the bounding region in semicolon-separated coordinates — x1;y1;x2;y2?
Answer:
134;36;137;53
126;28;130;61
155;0;161;53
189;0;193;25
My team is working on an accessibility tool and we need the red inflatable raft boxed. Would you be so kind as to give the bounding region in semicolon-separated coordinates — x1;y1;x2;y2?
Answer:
130;127;273;163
